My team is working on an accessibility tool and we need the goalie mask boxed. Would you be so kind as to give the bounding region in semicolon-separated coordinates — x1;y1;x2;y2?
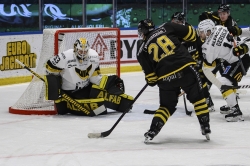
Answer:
198;19;215;38
138;19;155;38
74;38;89;62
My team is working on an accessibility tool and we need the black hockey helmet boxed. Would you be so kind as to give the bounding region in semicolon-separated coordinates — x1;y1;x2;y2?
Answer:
171;12;185;21
218;4;230;13
138;19;155;37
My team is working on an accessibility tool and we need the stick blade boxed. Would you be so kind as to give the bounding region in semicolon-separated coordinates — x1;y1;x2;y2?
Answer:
143;109;156;114
88;133;102;138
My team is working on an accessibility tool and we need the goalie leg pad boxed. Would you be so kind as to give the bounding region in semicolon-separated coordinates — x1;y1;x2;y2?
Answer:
55;99;70;115
117;94;134;112
90;85;134;112
44;75;61;100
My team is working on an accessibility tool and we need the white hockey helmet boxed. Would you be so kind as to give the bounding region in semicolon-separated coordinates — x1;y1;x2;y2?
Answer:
198;19;216;36
74;38;89;61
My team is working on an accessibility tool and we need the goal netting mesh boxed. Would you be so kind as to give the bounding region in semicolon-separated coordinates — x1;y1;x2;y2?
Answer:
9;28;120;115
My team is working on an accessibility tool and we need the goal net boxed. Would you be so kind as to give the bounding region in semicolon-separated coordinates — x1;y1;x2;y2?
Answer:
9;28;120;115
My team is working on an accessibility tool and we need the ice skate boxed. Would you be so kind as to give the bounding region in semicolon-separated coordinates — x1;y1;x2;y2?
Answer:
225;105;244;122
144;121;163;144
220;105;231;114
200;123;211;140
144;129;158;144
198;115;211;140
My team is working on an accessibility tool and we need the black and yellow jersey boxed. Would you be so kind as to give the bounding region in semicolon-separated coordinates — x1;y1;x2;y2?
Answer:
181;23;202;63
137;22;196;81
199;11;237;27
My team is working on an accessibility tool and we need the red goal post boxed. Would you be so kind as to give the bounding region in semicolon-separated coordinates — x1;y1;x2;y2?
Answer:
9;27;121;115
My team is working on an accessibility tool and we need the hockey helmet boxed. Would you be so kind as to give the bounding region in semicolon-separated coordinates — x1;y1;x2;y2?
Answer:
138;19;155;38
171;12;185;23
74;38;89;61
198;19;216;36
218;4;230;13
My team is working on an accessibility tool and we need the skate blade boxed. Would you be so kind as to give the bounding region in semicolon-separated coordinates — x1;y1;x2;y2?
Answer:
226;116;244;122
205;134;210;141
144;137;151;144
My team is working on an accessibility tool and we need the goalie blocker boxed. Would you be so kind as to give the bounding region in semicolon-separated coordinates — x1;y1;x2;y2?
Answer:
44;75;133;116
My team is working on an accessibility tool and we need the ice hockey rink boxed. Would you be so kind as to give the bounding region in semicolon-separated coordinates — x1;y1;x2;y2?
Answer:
1;71;250;166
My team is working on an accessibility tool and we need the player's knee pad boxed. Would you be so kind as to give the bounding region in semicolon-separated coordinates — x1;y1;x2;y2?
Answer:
99;75;125;95
90;84;134;112
55;97;107;116
44;75;61;100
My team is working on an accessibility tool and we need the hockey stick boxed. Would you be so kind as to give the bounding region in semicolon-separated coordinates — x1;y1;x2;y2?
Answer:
183;94;192;116
203;67;250;90
143;91;192;116
143;109;156;114
88;84;148;138
15;59;95;116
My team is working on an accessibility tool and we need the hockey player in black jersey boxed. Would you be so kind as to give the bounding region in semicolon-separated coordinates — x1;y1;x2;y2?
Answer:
137;19;211;142
171;12;215;112
199;4;238;28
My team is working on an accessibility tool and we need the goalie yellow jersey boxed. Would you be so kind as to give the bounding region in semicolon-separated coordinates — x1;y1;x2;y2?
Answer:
137;22;196;81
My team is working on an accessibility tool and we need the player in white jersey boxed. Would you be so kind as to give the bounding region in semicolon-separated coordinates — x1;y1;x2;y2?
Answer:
45;38;133;116
198;19;250;122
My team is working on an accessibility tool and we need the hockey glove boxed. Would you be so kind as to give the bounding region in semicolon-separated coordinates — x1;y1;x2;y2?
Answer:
227;26;242;36
99;75;125;95
145;72;158;87
114;76;125;93
198;12;211;22
226;34;234;42
232;44;249;56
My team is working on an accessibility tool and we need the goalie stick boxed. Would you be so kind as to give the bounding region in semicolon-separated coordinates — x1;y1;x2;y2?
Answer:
88;84;148;138
15;59;96;116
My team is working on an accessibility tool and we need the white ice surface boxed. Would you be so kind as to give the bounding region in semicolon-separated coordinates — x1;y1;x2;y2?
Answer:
1;72;250;166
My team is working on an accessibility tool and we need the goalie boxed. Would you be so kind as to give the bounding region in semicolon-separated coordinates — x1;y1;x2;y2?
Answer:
45;37;133;116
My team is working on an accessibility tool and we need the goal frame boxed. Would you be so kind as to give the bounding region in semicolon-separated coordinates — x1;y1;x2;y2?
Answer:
9;27;121;115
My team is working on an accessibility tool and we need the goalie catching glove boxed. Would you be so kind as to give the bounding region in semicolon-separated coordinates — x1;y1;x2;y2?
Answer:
232;44;249;56
99;75;125;95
